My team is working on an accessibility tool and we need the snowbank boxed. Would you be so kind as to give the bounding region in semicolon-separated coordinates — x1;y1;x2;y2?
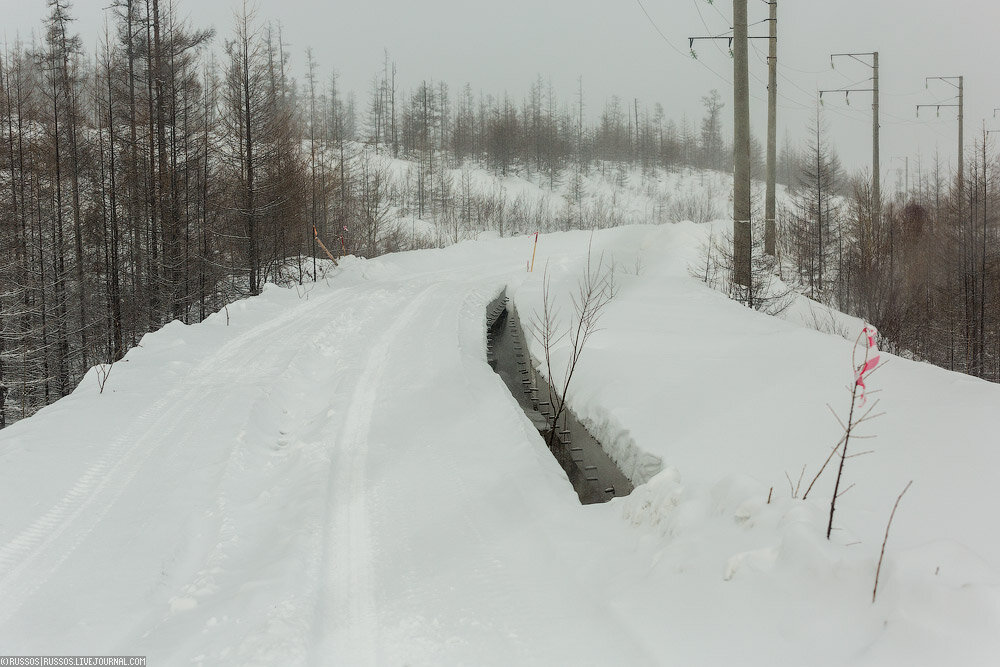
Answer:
1;222;998;665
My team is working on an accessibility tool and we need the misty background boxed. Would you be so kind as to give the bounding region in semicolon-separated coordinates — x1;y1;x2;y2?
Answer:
7;0;999;179
2;0;999;425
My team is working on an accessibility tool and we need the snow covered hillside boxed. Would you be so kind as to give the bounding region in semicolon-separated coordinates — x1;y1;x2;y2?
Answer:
1;224;998;665
344;144;771;250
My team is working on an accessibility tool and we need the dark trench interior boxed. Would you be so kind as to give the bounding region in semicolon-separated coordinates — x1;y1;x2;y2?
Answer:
486;291;634;504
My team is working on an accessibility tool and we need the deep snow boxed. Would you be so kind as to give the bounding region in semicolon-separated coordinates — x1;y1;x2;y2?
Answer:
1;223;999;665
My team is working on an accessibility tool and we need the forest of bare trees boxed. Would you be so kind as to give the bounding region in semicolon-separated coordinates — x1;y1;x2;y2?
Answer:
0;2;755;427
2;0;995;429
779;113;1000;383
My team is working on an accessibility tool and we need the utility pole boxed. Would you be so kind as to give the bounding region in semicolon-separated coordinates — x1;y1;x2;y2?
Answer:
874;52;880;227
733;0;752;292
822;52;879;226
688;1;768;292
981;124;991;377
978;122;999;378
635;97;640;162
764;0;778;256
918;75;964;365
959;77;964;214
917;79;964;220
891;156;909;195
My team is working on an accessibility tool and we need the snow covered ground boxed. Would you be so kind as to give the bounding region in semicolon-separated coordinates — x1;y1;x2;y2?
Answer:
1;223;999;665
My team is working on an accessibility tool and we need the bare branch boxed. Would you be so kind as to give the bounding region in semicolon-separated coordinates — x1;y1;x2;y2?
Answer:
855;411;886;426
845;450;875;458
873;481;913;603
864;359;890;381
836;482;855;498
826;402;848;431
794;464;806;497
801;433;846;500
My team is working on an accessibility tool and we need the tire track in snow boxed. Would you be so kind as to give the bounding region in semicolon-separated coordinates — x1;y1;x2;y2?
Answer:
153;295;376;663
0;290;342;627
316;283;436;665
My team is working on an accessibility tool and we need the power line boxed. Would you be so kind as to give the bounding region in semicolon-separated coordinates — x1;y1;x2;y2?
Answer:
633;0;733;85
706;0;730;25
746;40;815;110
691;0;732;61
688;3;790;111
641;1;953;157
748;40;825;107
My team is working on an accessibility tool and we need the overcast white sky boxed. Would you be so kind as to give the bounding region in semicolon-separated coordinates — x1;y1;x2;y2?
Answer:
7;0;1000;184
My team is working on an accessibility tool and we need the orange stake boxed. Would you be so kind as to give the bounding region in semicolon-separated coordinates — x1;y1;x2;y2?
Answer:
529;232;539;272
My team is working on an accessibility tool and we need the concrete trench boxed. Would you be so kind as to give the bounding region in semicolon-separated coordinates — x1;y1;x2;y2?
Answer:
486;291;634;505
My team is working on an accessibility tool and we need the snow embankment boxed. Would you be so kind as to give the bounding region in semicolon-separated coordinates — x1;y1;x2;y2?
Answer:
0;223;998;665
508;224;1000;665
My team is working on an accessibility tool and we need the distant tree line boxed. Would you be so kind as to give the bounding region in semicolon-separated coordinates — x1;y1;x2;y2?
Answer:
779;109;1000;381
0;0;786;427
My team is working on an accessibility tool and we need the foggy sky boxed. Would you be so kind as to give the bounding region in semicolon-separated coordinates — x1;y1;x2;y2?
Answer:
7;0;1000;184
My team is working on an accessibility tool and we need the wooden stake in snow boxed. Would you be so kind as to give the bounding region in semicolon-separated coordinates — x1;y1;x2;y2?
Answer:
313;226;338;264
873;480;913;603
530;232;539;272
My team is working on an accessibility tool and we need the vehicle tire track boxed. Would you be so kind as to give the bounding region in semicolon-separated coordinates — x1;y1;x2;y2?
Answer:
316;283;436;666
0;290;342;626
148;294;379;663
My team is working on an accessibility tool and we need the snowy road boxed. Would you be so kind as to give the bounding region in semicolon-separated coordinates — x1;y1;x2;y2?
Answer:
0;241;654;665
3;226;1000;666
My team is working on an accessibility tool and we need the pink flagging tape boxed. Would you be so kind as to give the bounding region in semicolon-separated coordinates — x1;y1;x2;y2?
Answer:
855;326;881;405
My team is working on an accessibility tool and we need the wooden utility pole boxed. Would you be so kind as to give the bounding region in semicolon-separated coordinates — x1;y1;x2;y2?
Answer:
873;52;880;228
985;122;1000;378
764;0;777;256
918;78;964;205
980;124;990;377
733;0;752;290
824;52;879;226
918;76;964;365
634;97;640;162
959;76;964;220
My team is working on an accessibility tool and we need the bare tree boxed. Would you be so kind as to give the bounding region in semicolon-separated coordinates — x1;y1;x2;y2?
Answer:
530;238;614;448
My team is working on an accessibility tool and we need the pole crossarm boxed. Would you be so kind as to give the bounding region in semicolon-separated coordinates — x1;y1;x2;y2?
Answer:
916;103;959;118
926;76;961;90
919;76;962;117
918;74;964;308
819;88;873;106
688;35;769;52
828;50;880;225
831;52;876;69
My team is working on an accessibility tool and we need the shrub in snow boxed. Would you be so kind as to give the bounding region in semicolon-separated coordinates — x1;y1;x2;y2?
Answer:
691;225;793;315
